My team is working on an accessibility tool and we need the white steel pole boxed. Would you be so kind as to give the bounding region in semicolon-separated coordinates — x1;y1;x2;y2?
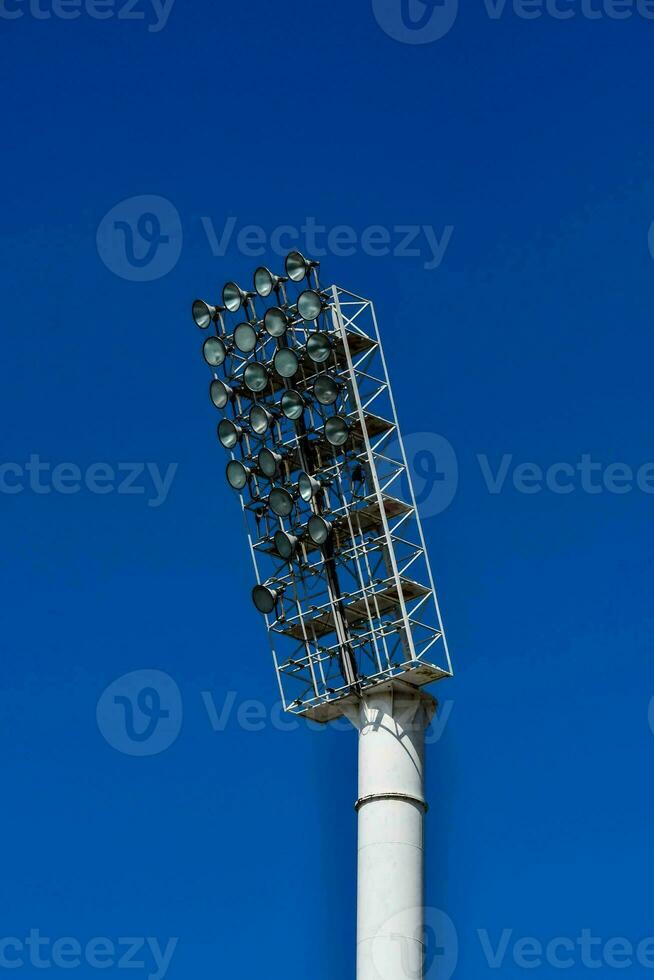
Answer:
346;681;436;980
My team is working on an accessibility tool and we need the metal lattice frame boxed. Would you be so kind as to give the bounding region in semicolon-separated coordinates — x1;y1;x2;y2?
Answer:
199;274;453;722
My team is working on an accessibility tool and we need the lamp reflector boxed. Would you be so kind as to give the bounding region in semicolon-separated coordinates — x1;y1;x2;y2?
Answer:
285;250;317;283
280;390;306;421
314;375;340;406
307;514;331;546
192;299;217;329
263;307;290;338
298;289;327;321
258;447;284;479
217;419;242;449
252;583;282;614
254;266;285;298
222;281;251;313
273;347;300;379
210;378;233;409
234;321;258;353
324;415;350;447
202;335;227;367
269;487;294;517
274;529;299;560
226;459;251;491
249;404;275;435
243;362;269;393
307;331;333;363
298;471;321;502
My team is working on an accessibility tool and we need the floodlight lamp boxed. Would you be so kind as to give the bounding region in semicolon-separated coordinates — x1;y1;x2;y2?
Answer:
226;459;253;491
217;419;243;449
273;347;301;380
222;281;254;313
258;447;288;480
252;583;284;615
249;403;276;436
202;335;228;367
298;470;328;502
263;306;291;339
285;250;319;283
233;321;260;354
243;362;270;393
307;514;332;546
298;289;329;321
274;529;299;561
192;299;222;329
280;389;307;421
254;266;286;298
324;415;350;447
210;378;235;410
313;375;341;406
306;331;333;364
268;486;295;518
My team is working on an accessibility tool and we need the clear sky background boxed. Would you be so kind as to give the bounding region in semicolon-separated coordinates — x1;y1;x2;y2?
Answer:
1;1;653;978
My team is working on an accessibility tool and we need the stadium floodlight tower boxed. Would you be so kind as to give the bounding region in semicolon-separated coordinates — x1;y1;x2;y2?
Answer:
190;253;453;980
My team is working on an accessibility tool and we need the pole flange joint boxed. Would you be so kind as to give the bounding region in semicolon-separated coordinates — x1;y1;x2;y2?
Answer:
354;791;428;813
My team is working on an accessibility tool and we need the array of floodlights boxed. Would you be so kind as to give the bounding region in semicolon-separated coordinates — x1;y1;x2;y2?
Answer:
192;250;353;618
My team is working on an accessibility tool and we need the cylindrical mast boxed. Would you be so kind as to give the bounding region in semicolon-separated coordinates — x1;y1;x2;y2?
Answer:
346;682;436;980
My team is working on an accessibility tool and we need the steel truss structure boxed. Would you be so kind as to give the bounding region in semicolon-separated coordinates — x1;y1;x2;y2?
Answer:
195;267;452;722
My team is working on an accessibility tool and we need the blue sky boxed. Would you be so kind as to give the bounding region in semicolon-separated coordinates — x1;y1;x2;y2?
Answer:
1;1;654;978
